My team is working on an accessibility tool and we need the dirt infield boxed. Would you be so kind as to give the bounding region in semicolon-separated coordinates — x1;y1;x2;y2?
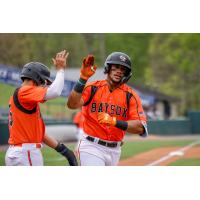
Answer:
119;146;200;166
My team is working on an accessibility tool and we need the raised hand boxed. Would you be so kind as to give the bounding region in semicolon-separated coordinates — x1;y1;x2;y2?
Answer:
80;55;97;80
52;50;69;70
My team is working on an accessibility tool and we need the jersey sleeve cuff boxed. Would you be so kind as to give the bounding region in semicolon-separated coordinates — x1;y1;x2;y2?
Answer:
139;121;148;138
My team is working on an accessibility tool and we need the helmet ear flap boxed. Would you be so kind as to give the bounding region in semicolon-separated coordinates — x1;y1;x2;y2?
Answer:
121;72;132;84
104;63;111;74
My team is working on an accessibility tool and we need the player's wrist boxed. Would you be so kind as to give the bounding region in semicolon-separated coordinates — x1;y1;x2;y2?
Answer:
55;143;69;155
55;143;78;166
74;77;87;93
80;73;89;80
57;69;65;73
115;120;128;131
111;116;117;126
55;65;65;70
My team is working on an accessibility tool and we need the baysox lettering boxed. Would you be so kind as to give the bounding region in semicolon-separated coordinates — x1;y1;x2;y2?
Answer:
91;102;127;118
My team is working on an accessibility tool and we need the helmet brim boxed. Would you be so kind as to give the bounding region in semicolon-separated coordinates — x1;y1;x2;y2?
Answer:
106;61;131;70
44;76;52;85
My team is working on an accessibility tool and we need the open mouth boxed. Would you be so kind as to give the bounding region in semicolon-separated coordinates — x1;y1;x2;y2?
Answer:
114;74;122;79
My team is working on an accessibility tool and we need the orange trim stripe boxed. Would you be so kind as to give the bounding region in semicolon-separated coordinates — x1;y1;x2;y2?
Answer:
27;150;32;166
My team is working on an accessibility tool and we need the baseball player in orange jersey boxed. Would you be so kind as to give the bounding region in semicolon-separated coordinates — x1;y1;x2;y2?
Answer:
67;52;148;166
5;50;78;166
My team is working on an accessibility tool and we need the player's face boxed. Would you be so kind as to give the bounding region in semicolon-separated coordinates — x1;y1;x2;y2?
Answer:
108;64;126;83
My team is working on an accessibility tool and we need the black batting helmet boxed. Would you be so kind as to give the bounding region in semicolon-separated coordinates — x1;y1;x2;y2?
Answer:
104;52;132;83
20;62;52;85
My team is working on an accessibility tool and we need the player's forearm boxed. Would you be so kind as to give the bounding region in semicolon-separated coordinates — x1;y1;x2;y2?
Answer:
67;77;86;109
45;69;64;100
67;90;84;109
126;120;145;134
113;119;148;138
43;134;58;149
98;113;146;135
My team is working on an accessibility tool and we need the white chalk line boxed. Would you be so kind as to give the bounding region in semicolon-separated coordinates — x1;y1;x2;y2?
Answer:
146;140;200;166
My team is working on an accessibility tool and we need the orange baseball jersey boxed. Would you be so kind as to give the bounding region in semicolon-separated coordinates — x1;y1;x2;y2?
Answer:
8;85;48;145
82;80;147;141
73;111;84;129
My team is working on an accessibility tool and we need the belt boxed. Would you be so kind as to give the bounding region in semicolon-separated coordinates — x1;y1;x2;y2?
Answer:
86;136;123;148
12;143;42;149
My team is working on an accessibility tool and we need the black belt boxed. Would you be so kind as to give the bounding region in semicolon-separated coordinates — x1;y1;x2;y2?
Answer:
86;136;123;148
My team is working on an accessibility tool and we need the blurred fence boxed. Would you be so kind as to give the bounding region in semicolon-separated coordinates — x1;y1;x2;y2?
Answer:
148;119;191;135
187;111;200;134
0;111;200;145
147;111;200;135
0;119;9;145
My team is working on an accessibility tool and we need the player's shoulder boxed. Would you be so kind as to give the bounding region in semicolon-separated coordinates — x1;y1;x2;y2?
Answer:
122;84;141;98
18;85;47;98
85;80;106;88
19;85;34;92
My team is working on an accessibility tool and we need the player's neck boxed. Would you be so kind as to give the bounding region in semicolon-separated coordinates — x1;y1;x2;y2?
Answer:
106;79;122;92
22;79;37;86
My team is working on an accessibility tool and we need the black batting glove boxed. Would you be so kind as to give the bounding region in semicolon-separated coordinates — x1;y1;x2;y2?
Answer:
55;143;78;166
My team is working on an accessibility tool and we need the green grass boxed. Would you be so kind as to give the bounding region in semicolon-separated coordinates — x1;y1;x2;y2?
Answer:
1;139;199;166
0;83;15;109
169;158;200;166
120;140;199;160
42;143;76;166
0;151;6;165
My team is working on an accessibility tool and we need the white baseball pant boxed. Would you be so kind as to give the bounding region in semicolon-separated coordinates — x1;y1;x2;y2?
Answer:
78;135;121;166
5;143;43;166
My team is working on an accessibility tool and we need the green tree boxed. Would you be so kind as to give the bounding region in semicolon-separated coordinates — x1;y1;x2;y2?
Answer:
147;33;200;113
105;33;152;84
0;33;104;68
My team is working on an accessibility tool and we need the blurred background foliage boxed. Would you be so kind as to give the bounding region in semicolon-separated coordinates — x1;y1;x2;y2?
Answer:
0;33;200;114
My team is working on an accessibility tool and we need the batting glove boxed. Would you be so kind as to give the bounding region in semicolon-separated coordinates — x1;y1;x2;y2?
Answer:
55;143;78;166
80;55;97;80
97;112;117;126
